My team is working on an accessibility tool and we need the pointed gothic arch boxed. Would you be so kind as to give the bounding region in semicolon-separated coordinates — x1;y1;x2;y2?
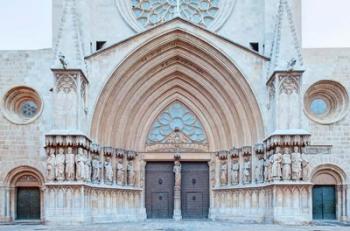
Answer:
90;29;264;151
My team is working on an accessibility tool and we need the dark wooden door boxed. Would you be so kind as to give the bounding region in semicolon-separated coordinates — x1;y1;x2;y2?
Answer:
313;185;336;220
16;187;40;220
145;162;174;218
181;162;209;219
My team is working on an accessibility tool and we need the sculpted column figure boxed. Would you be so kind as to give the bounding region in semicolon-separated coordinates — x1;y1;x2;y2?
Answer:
272;147;282;181
255;157;264;184
85;152;92;182
264;153;272;182
75;147;85;181
173;157;182;220
301;153;310;181
47;148;56;181
104;157;113;185
92;156;102;183
282;147;292;181
231;160;239;185
127;160;136;186
243;158;251;184
65;147;75;181
291;146;302;180
220;160;228;186
55;147;65;181
116;158;125;185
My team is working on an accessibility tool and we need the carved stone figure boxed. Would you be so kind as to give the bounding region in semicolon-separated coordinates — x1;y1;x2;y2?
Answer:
65;147;75;181
127;161;136;186
255;158;264;183
220;160;228;186
75;148;85;181
291;146;302;180
301;156;310;181
173;160;181;187
85;153;91;182
209;160;216;188
272;147;282;181
264;156;272;182
243;158;251;184
92;157;102;183
47;148;56;181
231;159;239;185
55;147;65;181
282;147;292;181
104;157;113;184
116;159;125;185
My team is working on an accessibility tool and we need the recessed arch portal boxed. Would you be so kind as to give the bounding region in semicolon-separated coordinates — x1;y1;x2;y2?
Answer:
90;29;264;151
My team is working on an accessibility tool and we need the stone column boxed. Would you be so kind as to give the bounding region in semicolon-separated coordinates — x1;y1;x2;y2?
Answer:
173;155;182;220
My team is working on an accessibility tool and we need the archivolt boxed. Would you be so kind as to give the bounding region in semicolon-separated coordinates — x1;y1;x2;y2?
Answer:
90;30;264;151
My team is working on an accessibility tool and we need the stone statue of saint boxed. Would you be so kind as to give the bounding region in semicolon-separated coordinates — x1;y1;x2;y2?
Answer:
264;156;271;182
173;160;181;187
282;147;292;181
75;148;85;181
55;147;65;181
47;148;56;181
243;158;251;184
209;160;216;188
272;147;282;181
291;146;302;180
231;159;239;185
127;161;136;186
65;147;75;181
85;153;91;182
255;158;264;183
116;159;125;185
220;160;228;186
104;157;113;184
92;157;102;183
301;156;310;181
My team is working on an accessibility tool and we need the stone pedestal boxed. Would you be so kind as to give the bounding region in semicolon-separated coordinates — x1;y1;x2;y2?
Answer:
173;186;182;220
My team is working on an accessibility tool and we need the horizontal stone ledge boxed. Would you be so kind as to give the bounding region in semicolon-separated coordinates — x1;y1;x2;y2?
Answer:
45;182;143;191
213;181;313;190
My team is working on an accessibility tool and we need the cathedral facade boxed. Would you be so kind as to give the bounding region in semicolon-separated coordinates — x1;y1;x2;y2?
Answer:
0;0;349;225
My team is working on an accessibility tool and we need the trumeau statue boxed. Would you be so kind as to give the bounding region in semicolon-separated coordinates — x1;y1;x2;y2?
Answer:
255;158;264;183
92;157;102;183
272;147;282;180
282;147;292;181
291;146;302;180
116;159;125;185
231;159;239;185
55;147;65;181
220;160;228;186
75;148;85;181
127;161;136;186
65;147;75;181
243;158;251;184
47;148;56;181
173;160;181;187
104;157;113;184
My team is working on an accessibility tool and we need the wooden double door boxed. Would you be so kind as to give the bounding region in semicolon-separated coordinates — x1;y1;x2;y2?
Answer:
16;187;41;220
312;185;336;220
145;162;209;219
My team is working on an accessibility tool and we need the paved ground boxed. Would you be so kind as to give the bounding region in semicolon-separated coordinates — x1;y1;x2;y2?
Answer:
0;220;349;231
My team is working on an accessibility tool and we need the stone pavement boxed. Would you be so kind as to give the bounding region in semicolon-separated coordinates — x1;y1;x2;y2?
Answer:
0;220;350;231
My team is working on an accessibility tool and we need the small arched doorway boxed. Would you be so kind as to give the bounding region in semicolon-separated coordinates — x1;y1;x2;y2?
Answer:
311;165;346;220
5;166;44;222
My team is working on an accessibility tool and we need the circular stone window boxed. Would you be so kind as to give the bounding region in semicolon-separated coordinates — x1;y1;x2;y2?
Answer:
1;86;43;124
304;80;349;124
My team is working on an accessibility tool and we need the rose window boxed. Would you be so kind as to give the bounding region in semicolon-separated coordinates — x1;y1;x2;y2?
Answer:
147;102;207;144
131;0;220;28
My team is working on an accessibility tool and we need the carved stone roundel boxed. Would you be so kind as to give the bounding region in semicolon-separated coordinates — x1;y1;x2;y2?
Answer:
116;0;237;32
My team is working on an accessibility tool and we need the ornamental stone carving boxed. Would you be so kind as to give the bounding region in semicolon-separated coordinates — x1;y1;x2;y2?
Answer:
65;147;75;181
47;148;56;181
56;147;65;181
